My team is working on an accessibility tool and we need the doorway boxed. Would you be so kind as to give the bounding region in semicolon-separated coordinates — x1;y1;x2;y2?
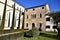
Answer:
32;23;35;28
39;23;42;31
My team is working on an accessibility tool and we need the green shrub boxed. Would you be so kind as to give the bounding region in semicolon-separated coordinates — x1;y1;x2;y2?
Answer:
24;27;40;37
32;27;40;36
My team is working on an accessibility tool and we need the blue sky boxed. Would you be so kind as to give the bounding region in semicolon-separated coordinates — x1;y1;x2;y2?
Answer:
14;0;60;12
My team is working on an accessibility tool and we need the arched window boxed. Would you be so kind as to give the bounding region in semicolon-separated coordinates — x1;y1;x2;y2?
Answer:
32;23;35;27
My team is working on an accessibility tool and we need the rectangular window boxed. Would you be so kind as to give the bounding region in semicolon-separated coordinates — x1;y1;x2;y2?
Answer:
53;26;57;29
26;23;28;27
46;17;50;21
46;26;50;28
31;14;36;18
32;23;35;27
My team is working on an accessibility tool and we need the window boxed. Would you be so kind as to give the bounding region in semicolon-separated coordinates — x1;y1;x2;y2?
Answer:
40;14;42;18
31;15;34;18
33;8;35;11
42;7;44;9
32;23;35;27
22;12;24;15
53;26;57;29
31;14;36;18
27;15;28;19
46;17;50;21
46;26;50;28
26;23;28;27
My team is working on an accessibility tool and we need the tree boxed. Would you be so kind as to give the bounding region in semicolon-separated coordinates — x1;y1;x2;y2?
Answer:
49;12;60;23
48;11;60;37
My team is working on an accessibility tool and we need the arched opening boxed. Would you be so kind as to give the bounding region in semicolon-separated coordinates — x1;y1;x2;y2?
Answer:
39;23;42;31
32;23;35;28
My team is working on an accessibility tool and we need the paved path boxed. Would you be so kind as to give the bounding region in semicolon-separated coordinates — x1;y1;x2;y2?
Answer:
0;30;29;37
0;31;21;37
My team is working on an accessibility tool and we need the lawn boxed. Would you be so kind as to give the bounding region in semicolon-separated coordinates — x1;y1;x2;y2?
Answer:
17;32;59;40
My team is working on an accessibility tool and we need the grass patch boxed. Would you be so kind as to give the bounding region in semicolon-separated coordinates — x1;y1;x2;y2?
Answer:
17;32;58;40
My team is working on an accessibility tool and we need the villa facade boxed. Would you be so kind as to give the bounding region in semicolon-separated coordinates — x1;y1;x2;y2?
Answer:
24;4;50;31
0;0;25;30
24;4;57;32
46;15;57;32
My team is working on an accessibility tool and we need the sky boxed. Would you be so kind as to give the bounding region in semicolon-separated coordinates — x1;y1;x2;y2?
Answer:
14;0;60;12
